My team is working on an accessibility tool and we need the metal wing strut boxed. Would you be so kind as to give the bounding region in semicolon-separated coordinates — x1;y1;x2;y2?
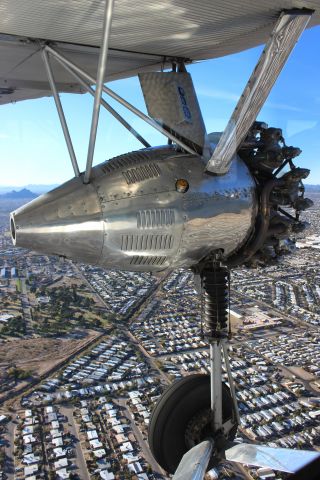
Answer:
205;9;313;175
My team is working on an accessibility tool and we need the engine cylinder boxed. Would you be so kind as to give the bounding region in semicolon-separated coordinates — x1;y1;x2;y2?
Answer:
11;146;257;272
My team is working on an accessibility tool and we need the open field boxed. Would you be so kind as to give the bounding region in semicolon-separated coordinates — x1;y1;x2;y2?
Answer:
0;330;101;404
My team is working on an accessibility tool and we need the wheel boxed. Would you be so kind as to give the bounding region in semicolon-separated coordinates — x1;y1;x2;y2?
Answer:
148;374;237;474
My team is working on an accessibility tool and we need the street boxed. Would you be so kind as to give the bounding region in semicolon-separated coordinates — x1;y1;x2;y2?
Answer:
60;405;90;480
3;413;16;480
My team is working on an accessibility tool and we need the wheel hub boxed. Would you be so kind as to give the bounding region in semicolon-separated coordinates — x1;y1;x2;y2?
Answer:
185;407;212;448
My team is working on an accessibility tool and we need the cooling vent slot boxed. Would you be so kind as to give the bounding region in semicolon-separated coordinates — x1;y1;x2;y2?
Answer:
137;209;175;229
130;256;167;266
101;146;175;174
121;234;173;251
101;151;154;173
122;163;161;184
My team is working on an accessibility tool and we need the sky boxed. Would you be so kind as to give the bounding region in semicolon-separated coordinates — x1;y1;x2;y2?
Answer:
0;25;319;186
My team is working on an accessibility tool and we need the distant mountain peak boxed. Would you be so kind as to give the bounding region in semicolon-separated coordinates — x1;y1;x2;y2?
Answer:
0;188;37;199
0;184;58;194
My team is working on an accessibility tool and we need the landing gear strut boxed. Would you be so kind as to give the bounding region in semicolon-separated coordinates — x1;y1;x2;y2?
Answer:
148;257;239;474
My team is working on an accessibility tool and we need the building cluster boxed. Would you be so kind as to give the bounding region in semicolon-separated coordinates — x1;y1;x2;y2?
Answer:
232;257;320;327
0;267;18;278
14;405;86;480
79;266;157;317
130;272;205;356
154;339;320;451
72;396;153;479
14;408;45;480
246;332;320;379
0;414;9;474
229;345;320;448
21;333;163;410
14;342;165;480
1;195;320;480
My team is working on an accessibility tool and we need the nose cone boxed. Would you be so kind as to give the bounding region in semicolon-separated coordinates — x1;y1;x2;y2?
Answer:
10;176;104;264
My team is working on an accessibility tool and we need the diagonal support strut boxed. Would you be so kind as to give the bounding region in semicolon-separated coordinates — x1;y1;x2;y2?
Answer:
206;9;313;175
42;49;80;177
54;59;151;148
44;46;198;156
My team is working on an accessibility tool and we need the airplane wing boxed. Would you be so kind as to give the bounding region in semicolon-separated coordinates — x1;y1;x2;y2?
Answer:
0;0;319;106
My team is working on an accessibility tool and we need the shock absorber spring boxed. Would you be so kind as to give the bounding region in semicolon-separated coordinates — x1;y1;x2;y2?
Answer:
201;263;229;339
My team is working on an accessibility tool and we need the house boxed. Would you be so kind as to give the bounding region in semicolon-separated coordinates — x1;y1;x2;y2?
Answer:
23;434;36;444
87;429;98;440
112;425;125;434
120;442;133;452
22;453;40;465
53;448;67;458
100;470;115;480
51;420;60;429
22;426;34;435
82;414;91;423
128;462;143;474
115;434;128;444
56;468;70;479
52;436;63;447
47;412;58;423
54;458;68;470
122;453;140;464
89;439;103;449
24;465;38;478
94;449;106;458
23;445;33;456
106;409;117;418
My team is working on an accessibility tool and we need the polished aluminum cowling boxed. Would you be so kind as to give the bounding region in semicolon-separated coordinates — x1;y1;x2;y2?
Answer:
11;146;257;272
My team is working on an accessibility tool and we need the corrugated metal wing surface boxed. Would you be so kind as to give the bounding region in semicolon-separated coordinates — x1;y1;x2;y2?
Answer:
0;0;319;104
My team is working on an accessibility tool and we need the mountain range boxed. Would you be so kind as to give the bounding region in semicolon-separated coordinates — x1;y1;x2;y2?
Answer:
0;188;38;200
0;183;320;200
0;184;58;195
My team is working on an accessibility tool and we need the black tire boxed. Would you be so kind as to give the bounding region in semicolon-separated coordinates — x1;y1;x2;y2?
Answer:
148;374;236;474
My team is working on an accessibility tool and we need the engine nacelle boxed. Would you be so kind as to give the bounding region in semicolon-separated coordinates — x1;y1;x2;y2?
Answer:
10;146;257;272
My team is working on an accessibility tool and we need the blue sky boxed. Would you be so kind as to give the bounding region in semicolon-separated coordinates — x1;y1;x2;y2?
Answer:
1;25;319;186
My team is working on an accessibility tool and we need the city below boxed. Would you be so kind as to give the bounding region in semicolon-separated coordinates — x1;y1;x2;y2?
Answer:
0;189;319;480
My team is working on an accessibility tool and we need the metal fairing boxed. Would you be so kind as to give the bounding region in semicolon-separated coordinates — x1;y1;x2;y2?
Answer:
139;72;208;151
11;146;256;272
10;179;104;264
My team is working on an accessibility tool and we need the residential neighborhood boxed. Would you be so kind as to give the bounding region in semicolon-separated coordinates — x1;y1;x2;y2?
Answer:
0;193;320;480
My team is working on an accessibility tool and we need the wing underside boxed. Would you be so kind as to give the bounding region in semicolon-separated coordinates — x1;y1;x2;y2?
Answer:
0;0;319;105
